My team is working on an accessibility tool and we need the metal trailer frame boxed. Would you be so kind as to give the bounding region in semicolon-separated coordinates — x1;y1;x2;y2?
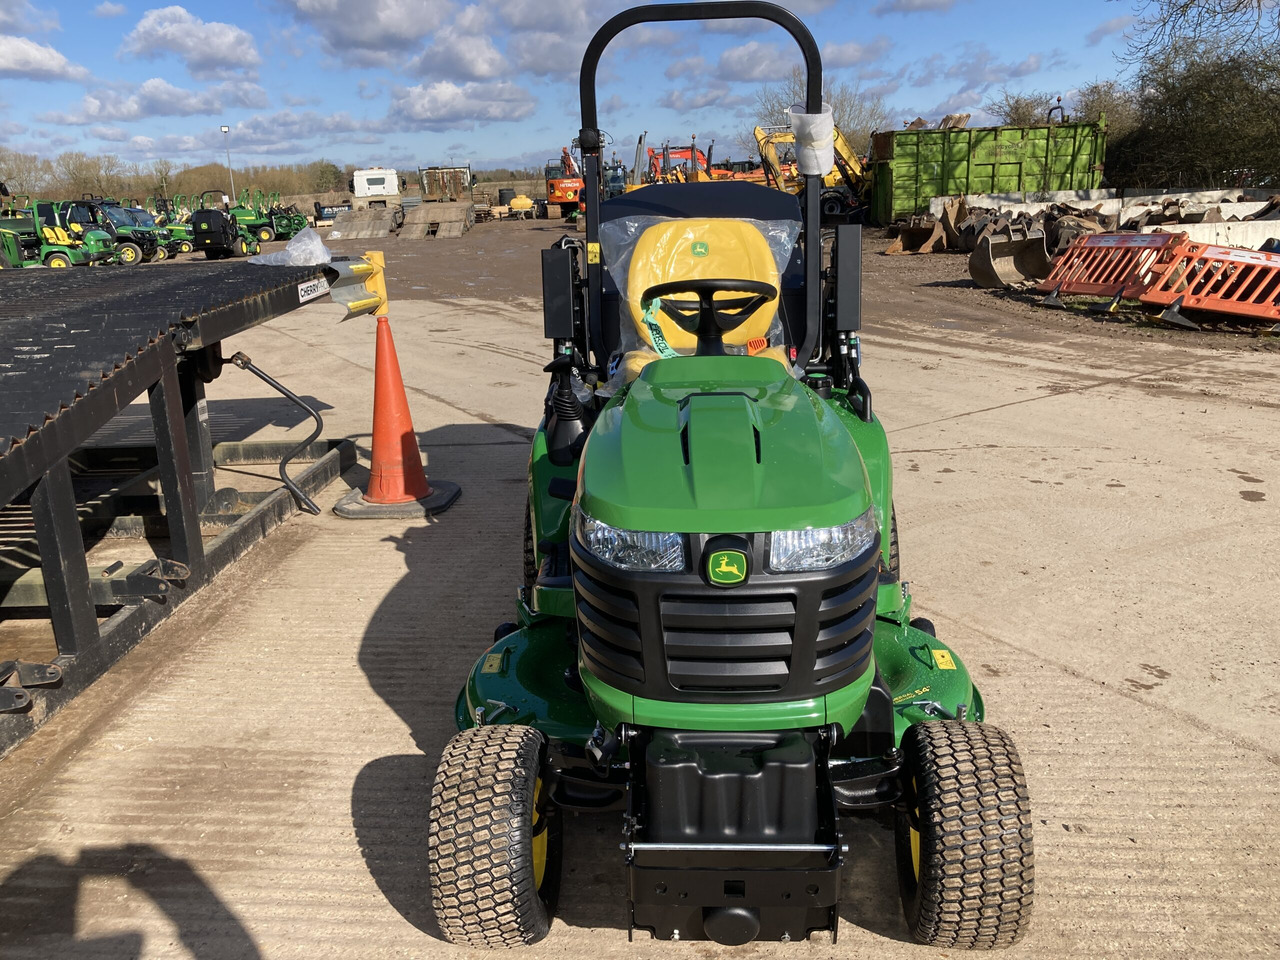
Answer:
0;264;355;756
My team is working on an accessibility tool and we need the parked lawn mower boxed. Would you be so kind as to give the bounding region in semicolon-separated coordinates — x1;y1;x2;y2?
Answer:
190;206;260;259
229;189;308;243
427;2;1034;951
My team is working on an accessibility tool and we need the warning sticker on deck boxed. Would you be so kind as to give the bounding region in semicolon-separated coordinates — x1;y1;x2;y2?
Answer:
931;649;957;670
297;277;328;303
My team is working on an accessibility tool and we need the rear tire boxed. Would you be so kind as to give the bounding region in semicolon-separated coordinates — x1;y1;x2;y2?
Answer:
429;725;561;947
895;721;1034;949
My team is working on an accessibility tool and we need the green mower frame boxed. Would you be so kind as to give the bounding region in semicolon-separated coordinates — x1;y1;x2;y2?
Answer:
428;1;1034;951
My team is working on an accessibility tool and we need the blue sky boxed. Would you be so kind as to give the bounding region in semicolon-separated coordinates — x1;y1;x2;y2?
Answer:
0;0;1139;172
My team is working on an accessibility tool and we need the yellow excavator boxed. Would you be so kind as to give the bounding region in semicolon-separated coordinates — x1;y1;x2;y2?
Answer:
754;123;868;218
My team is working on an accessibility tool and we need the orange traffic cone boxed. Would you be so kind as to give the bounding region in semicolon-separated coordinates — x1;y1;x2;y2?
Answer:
333;316;460;518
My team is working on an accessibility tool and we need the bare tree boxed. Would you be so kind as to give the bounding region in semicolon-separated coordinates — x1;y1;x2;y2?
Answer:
739;65;890;159
982;88;1057;126
1126;0;1280;58
1071;80;1141;139
0;148;55;194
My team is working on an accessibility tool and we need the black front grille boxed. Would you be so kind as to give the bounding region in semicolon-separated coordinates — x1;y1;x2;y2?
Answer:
570;531;879;704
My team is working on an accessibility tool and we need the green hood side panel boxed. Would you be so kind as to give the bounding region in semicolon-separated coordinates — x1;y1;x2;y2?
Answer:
579;357;872;534
456;606;984;748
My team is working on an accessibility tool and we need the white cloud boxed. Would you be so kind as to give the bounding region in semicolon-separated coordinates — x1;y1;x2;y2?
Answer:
0;0;57;31
509;31;590;77
280;0;451;66
664;56;706;80
661;84;751;112
716;41;797;83
120;6;260;80
94;2;126;17
0;35;90;82
90;124;129;141
495;0;605;33
411;8;511;82
1086;15;1136;46
824;36;892;68
44;78;269;123
391;80;537;131
873;0;955;14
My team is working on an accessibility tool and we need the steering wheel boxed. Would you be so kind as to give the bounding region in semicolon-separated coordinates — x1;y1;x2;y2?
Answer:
640;279;778;356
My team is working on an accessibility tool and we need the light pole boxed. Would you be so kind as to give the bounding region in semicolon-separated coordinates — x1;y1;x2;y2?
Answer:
220;125;236;203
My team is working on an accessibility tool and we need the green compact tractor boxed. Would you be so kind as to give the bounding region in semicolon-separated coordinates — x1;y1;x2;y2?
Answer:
427;2;1034;951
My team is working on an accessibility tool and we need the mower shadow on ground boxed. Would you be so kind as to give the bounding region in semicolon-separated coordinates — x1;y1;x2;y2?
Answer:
349;421;534;941
0;844;262;958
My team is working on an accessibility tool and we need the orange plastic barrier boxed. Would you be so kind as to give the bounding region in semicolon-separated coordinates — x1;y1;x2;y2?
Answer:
1037;232;1189;299
1138;242;1280;322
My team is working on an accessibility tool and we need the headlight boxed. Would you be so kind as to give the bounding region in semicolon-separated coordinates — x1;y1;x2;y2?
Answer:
576;507;685;572
770;506;878;572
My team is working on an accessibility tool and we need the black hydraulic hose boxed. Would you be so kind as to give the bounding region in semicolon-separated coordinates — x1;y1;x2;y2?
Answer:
228;351;323;515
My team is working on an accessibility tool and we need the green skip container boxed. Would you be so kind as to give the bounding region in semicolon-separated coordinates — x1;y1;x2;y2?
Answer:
869;119;1107;225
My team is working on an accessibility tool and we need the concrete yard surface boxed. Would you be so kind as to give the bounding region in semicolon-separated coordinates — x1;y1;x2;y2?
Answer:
0;232;1277;958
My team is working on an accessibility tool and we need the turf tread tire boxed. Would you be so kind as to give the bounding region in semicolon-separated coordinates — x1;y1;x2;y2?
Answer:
429;724;557;947
896;721;1034;949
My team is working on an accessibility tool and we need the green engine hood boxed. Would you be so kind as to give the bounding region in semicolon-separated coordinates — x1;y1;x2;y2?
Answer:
578;356;872;534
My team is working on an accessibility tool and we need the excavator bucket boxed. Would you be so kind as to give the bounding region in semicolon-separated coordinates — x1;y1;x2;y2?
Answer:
968;232;1055;288
886;219;946;255
940;196;968;248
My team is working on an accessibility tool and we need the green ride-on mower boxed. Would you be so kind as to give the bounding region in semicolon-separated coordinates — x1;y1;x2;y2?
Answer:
228;189;308;244
427;2;1034;950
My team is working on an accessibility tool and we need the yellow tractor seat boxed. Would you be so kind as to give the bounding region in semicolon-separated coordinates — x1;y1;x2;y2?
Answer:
622;218;789;380
42;225;79;247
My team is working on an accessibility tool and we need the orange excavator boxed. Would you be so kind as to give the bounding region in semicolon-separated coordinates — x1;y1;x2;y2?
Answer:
646;136;718;182
544;147;585;218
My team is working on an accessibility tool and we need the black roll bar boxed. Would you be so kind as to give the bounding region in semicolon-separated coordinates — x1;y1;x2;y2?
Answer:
578;2;821;149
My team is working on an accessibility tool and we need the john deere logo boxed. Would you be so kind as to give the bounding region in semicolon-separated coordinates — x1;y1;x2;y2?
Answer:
690;241;709;257
708;549;747;586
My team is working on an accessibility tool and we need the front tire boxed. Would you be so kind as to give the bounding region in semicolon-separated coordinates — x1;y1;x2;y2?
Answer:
154;245;168;261
258;226;275;243
429;724;561;947
117;241;142;265
895;721;1034;949
44;252;71;268
179;240;193;253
